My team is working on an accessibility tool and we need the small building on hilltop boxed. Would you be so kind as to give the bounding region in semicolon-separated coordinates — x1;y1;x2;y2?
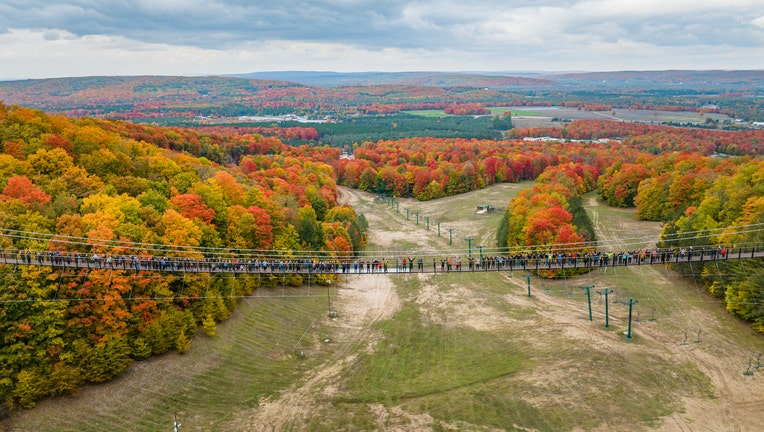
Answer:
476;204;495;214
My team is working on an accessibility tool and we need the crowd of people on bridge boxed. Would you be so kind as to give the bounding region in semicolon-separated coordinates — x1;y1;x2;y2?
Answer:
0;245;739;275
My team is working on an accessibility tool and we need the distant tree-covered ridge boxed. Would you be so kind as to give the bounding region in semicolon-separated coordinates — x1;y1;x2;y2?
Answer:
1;73;762;125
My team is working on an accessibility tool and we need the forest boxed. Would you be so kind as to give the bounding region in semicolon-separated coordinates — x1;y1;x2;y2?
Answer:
0;72;763;414
0;102;369;411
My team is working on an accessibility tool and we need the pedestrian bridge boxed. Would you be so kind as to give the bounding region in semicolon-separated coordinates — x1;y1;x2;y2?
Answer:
2;244;762;277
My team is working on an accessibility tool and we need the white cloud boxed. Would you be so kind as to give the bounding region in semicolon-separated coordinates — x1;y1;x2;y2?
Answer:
0;29;482;79
400;5;442;31
0;29;217;79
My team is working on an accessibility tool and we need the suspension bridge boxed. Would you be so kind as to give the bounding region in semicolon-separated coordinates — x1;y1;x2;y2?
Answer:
1;243;761;276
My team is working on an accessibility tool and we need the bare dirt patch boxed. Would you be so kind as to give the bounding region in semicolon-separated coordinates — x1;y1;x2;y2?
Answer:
417;275;518;331
224;274;402;431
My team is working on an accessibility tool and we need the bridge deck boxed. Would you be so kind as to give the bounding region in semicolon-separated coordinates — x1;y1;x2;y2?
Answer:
2;246;762;276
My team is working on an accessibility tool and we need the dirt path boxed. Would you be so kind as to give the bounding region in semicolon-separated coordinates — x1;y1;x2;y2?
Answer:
587;195;663;251
226;274;401;431
336;185;356;206
225;186;506;431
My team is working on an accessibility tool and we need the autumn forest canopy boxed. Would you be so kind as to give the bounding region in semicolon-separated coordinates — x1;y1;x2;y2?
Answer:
0;70;763;413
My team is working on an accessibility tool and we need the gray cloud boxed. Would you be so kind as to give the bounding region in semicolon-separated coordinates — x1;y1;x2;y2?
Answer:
1;1;418;48
0;1;762;79
1;1;756;50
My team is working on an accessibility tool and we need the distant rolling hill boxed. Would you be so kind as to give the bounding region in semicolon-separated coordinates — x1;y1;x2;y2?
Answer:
231;71;556;88
233;70;764;90
547;69;764;89
0;70;761;123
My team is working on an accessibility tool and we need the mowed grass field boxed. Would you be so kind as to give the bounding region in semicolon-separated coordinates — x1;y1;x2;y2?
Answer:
506;106;733;130
405;106;733;131
400;109;451;118
5;185;764;431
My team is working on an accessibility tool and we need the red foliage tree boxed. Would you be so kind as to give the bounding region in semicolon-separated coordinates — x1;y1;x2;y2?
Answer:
0;176;52;207
170;193;216;225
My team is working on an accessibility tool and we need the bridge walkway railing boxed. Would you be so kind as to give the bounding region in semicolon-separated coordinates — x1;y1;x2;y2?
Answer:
0;244;762;277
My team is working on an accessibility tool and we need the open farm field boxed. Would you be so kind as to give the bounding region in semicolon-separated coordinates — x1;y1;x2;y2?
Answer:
3;185;763;432
367;104;733;143
507;106;733;130
400;110;451;118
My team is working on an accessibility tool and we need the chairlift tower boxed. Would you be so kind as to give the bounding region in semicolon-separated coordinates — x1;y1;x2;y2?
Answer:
619;297;638;339
325;279;332;310
596;288;613;328
580;285;594;321
522;273;532;297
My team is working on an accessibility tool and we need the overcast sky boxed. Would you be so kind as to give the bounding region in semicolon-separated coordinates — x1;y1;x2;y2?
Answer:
1;0;763;80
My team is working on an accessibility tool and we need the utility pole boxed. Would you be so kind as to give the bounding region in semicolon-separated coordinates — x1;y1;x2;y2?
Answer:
437;221;441;237
425;216;430;230
405;208;410;220
465;236;473;257
596;288;613;328
580;285;594;321
447;228;454;245
414;212;419;225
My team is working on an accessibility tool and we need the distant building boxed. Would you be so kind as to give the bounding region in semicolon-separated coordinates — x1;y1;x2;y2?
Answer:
476;204;495;214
